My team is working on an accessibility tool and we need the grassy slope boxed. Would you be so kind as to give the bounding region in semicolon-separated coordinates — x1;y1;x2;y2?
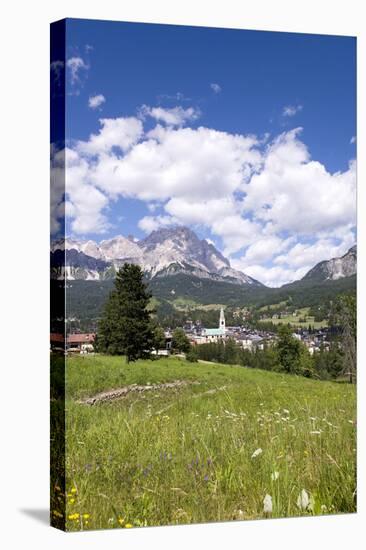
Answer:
258;307;328;329
62;355;356;531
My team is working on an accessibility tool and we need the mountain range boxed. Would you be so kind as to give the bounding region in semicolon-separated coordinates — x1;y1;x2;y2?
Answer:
51;227;262;286
51;226;357;289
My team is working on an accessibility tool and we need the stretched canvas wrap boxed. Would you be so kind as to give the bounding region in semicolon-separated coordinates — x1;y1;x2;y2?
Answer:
50;18;357;531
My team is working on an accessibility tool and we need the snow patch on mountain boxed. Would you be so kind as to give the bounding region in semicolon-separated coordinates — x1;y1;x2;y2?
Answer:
50;226;262;286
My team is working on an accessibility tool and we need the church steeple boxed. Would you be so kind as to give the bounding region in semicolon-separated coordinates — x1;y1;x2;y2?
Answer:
219;307;225;332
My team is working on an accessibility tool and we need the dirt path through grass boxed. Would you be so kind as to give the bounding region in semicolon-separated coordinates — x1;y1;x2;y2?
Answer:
78;379;200;405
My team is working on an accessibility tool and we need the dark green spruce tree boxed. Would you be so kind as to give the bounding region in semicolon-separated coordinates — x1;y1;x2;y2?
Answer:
98;263;153;362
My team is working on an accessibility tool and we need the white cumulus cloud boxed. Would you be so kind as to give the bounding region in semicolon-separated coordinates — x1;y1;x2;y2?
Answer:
67;56;89;85
88;94;106;109
76;117;143;157
139;105;201;126
51;109;356;286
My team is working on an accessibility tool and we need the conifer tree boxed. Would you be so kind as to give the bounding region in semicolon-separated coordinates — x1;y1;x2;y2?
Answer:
98;264;153;362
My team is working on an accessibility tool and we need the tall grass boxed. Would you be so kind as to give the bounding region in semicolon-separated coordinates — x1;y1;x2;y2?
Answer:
60;355;356;531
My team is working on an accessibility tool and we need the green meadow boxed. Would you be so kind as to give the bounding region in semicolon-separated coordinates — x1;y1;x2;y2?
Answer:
258;307;328;329
61;355;356;530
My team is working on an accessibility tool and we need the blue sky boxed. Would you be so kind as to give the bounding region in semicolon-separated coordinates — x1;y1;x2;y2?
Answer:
52;18;356;286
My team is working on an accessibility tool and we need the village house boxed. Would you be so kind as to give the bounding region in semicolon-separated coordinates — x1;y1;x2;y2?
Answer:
67;333;96;353
50;333;96;353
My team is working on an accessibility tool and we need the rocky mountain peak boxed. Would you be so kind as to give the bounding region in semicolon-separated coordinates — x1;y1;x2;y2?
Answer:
302;245;357;282
50;226;262;286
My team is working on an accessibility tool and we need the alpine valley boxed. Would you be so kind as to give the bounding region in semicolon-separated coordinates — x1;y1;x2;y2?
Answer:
51;227;357;328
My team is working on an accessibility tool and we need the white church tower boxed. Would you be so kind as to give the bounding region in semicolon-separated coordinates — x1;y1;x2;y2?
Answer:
219;307;226;333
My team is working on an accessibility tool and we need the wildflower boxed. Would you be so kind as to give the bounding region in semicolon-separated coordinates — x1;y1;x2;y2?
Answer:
71;487;77;494
263;494;273;514
82;513;90;519
125;523;133;528
68;513;80;520
271;471;279;481
297;489;310;511
283;409;289;414
251;448;263;459
321;504;328;513
118;517;125;525
310;430;322;435
69;498;75;504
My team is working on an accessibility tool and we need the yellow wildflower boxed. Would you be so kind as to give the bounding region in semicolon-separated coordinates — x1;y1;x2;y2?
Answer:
82;513;90;519
118;517;125;525
69;498;75;504
125;523;133;528
71;487;77;494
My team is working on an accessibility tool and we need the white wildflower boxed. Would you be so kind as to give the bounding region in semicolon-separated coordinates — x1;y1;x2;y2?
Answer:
321;504;328;513
310;430;322;435
297;489;310;510
251;448;263;459
271;471;279;481
283;409;289;414
263;494;273;514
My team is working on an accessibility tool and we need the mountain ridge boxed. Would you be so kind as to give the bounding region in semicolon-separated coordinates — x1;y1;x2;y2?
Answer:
301;245;357;282
51;226;262;286
51;227;357;289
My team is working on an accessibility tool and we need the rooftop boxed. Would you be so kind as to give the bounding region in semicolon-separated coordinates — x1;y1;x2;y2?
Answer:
202;328;225;336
